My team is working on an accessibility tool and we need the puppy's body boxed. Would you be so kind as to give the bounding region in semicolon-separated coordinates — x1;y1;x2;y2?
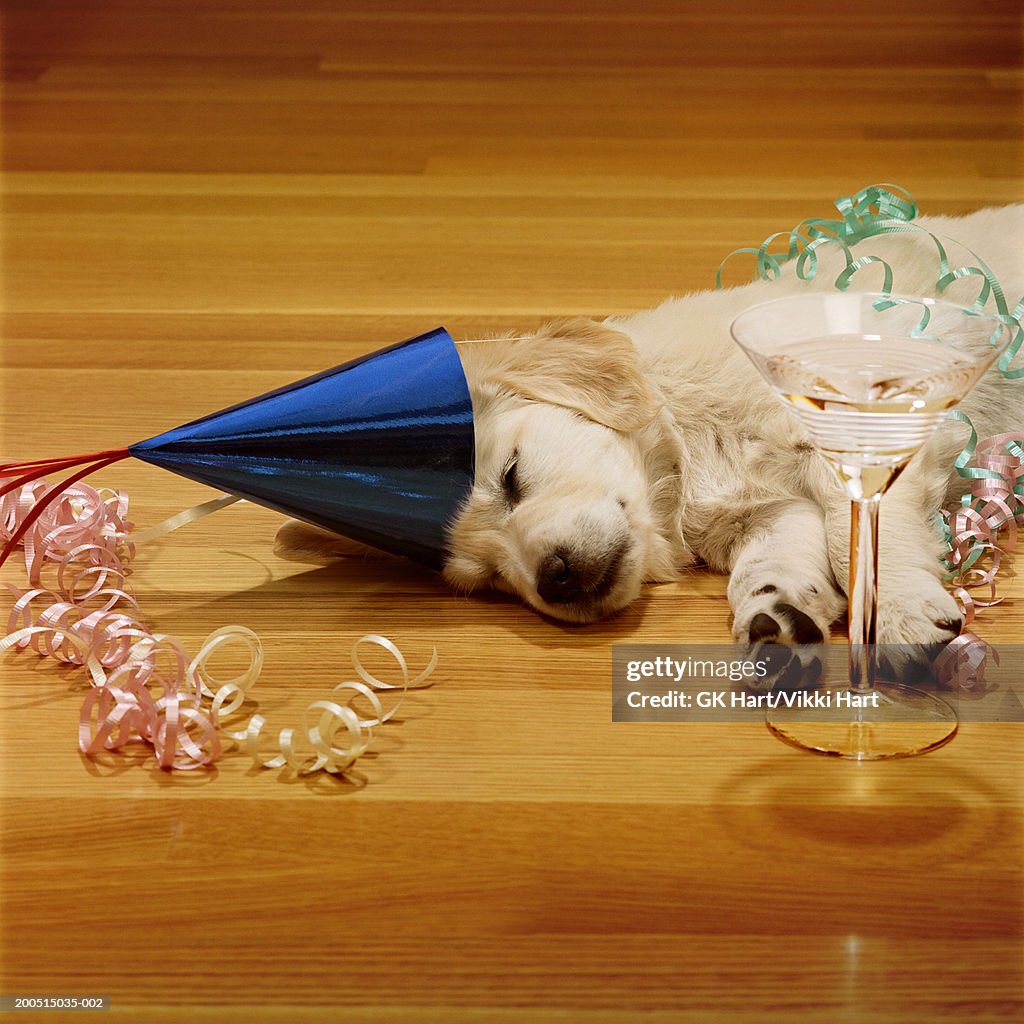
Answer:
282;205;1024;649
595;206;1024;647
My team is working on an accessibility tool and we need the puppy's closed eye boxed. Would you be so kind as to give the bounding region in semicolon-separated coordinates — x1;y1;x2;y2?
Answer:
501;454;522;507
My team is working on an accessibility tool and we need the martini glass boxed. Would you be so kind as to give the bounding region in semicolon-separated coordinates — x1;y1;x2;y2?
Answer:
731;292;1014;759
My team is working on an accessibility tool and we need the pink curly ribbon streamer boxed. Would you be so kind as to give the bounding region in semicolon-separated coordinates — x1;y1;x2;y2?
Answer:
944;431;1024;618
1;477;135;596
935;432;1024;690
0;474;437;774
934;632;1000;695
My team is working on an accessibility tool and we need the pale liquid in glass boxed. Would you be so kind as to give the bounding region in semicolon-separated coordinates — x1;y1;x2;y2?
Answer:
762;335;983;495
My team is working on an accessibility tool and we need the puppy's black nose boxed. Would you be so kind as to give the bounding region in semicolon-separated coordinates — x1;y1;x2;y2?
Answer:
536;553;584;604
536;545;624;606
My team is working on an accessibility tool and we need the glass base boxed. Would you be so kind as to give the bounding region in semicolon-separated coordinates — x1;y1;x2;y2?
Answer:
765;681;958;760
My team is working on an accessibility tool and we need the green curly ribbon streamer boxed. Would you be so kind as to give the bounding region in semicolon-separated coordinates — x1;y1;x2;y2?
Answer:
946;410;1004;482
716;183;1024;378
718;184;1024;574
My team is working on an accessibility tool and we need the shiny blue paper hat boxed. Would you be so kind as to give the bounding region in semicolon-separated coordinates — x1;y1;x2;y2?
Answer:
0;328;475;570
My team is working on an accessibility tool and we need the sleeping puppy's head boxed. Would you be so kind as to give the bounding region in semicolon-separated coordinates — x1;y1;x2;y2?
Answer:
445;318;686;623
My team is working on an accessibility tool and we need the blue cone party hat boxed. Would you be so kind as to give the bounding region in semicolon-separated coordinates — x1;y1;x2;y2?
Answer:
130;327;475;568
0;328;475;571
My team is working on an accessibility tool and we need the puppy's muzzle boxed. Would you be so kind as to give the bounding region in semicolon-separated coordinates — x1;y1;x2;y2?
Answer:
535;542;626;606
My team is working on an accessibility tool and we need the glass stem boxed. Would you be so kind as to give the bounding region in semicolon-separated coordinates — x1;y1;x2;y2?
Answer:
848;496;880;692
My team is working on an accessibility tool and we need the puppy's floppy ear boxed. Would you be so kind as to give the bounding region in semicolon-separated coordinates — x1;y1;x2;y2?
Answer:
487;318;661;431
274;519;390;561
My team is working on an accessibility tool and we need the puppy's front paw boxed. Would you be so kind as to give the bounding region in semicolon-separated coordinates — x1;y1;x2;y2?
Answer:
877;571;963;679
731;580;837;650
878;572;963;646
731;592;833;690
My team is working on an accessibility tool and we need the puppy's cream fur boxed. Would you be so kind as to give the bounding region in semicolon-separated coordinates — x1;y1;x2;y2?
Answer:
279;205;1024;646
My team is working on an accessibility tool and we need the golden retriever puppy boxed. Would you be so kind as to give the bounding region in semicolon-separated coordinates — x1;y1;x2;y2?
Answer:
444;318;686;623
279;205;1024;651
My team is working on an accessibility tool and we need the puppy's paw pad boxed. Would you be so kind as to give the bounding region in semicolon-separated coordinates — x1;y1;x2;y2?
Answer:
774;602;825;644
734;599;828;649
745;643;824;693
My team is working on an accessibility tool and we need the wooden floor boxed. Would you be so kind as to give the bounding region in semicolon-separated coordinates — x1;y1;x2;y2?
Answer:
2;2;1023;1021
